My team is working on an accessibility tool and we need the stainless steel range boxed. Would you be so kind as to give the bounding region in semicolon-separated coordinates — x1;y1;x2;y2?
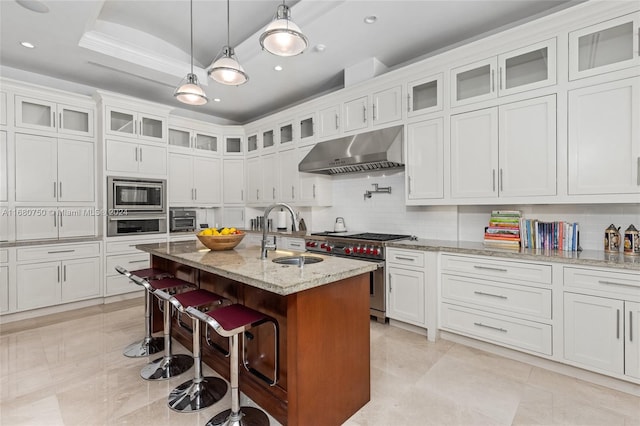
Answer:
305;232;412;323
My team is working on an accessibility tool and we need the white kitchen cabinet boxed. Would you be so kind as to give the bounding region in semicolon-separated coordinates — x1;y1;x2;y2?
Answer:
169;153;221;206
569;12;640;81
224;135;244;155
440;254;553;356
386;248;426;327
0;131;7;202
15;207;96;240
104;236;163;296
406;118;444;201
372;85;402;126
168;125;219;156
262;153;278;203
0;91;6;126
105;139;166;176
0;265;7;313
450;94;556;199
223;158;245;204
15;96;94;138
105;105;166;142
625;301;640;379
246;156;261;204
318;104;341;139
407;73;443;118
343;95;368;133
568;77;639;195
222;207;245;229
15;243;101;310
297;112;316;145
297;146;332;206
279;148;299;203
451;39;556;107
15;134;94;203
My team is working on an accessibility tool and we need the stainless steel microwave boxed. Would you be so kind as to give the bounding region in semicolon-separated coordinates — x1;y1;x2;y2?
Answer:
107;176;166;213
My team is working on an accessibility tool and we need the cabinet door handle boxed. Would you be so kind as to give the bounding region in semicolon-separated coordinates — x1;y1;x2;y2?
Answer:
598;280;638;289
408;176;412;195
474;291;507;300
59;211;63;227
241;210;244;221
194;188;197;200
52;111;56;128
57;265;60;283
53;212;57;228
474;322;507;333
59;182;63;199
630;311;633;342
256;189;260;200
388;274;392;292
312;184;316;199
47;249;75;254
291;186;295;199
492;170;496;192
53;181;57;199
135;147;138;162
499;67;503;90
139;147;143;162
335;113;339;129
474;265;507;272
407;94;411;112
363;105;367;123
616;309;620;339
63;265;67;282
273;187;276;200
372;103;377;121
59;112;62;130
241;190;244;201
499;168;503;192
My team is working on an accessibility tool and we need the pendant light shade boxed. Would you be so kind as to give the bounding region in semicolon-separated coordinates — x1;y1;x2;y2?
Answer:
174;0;208;105
209;46;248;86
259;3;308;57
209;0;248;86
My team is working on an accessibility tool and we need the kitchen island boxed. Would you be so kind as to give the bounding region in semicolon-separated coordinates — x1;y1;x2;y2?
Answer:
136;240;378;426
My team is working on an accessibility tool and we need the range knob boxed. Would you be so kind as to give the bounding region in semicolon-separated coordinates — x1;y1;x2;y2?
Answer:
366;246;373;255
372;247;380;256
306;241;317;248
344;247;352;255
357;246;365;254
326;245;333;253
320;243;327;249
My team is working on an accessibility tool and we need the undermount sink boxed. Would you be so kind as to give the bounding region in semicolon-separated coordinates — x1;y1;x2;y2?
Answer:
272;255;324;266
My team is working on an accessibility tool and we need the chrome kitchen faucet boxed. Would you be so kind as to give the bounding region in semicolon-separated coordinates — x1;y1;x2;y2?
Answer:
261;203;298;259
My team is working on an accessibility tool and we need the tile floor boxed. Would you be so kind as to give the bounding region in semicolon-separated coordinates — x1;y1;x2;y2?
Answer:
1;299;639;426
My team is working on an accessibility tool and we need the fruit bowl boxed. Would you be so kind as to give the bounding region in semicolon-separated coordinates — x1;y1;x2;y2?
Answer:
196;232;245;251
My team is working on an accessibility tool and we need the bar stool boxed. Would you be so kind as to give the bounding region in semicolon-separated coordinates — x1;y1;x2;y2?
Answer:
114;266;173;357
130;275;198;381
187;304;279;426
151;288;229;412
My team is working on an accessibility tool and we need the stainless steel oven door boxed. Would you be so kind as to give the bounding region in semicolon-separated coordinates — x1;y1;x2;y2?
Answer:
107;215;167;236
369;262;386;323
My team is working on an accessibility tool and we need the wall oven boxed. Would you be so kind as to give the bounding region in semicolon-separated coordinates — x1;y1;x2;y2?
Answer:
107;176;167;236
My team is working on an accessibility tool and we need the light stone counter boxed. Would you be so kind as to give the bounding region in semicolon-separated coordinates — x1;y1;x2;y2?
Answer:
388;239;640;271
136;240;378;296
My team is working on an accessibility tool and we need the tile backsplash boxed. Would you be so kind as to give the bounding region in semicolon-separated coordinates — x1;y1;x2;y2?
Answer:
308;171;640;251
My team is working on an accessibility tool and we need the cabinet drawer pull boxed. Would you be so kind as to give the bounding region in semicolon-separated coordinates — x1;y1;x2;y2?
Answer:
47;249;75;254
598;280;638;289
473;265;507;272
474;322;506;333
129;259;148;264
395;256;415;262
473;291;507;300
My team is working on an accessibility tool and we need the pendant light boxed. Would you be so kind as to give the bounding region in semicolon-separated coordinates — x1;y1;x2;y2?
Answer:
209;0;248;86
259;1;308;57
174;0;208;105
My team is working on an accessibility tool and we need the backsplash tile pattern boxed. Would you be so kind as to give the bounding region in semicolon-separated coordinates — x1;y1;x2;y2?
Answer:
310;171;640;251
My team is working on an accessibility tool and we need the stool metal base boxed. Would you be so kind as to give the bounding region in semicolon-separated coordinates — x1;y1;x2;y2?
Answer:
168;377;228;413
206;407;270;426
141;354;193;381
123;336;164;358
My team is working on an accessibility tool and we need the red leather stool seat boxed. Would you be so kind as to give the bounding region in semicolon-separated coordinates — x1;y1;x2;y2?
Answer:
207;304;268;333
151;277;197;292
171;289;223;309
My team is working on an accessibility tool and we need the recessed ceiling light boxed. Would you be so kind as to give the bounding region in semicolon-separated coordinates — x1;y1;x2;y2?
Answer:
213;98;221;102
16;0;49;13
314;44;326;52
274;65;283;71
364;16;377;24
20;41;35;49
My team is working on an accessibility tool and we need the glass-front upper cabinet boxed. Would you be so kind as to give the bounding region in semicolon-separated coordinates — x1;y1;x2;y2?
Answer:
262;129;275;150
168;127;191;149
247;133;259;153
407;73;443;118
15;96;94;137
224;135;243;155
569;13;640;80
279;122;294;146
451;38;556;107
298;113;315;145
105;106;165;142
195;132;218;154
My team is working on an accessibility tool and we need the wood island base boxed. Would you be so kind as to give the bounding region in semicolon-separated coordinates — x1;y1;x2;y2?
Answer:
151;256;371;426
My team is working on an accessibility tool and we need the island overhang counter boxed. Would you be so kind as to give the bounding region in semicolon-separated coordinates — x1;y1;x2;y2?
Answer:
135;240;377;426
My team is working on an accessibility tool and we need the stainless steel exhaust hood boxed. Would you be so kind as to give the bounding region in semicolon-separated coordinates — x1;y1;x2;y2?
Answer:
298;125;404;175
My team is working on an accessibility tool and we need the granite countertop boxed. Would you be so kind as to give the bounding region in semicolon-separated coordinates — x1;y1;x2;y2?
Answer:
388;239;640;271
136;240;377;296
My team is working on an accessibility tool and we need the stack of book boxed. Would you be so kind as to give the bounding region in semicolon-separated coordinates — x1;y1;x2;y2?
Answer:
520;220;580;251
483;210;521;249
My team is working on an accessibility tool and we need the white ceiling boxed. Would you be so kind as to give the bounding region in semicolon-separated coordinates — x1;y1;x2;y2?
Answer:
0;0;580;124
